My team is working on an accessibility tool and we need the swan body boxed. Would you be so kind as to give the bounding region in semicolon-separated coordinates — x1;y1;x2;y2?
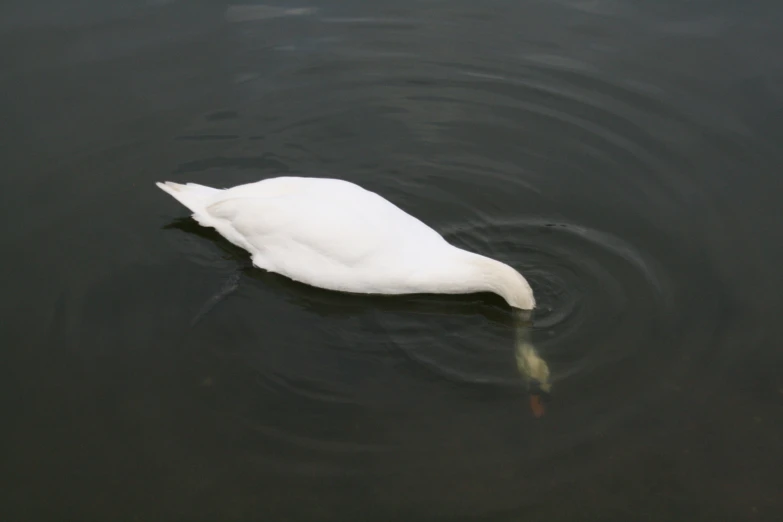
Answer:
156;176;535;310
157;176;549;414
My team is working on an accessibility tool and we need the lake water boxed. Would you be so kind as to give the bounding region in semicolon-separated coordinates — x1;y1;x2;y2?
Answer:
2;1;782;520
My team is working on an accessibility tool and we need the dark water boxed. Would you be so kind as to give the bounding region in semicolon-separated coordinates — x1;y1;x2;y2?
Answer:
2;1;783;520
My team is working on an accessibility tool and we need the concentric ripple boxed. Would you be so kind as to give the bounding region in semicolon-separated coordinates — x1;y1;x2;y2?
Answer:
6;1;783;520
156;2;781;515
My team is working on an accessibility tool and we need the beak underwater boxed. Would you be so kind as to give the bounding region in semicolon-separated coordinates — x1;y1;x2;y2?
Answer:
530;394;546;418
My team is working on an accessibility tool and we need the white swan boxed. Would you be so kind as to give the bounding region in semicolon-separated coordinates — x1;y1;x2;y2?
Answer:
157;176;551;415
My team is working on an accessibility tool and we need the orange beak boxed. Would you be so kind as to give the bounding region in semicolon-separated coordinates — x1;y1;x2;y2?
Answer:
530;394;546;418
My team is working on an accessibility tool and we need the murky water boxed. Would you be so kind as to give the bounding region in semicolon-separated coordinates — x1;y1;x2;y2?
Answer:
2;1;782;520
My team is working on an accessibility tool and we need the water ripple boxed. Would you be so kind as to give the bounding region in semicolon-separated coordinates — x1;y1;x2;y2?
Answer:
153;2;778;496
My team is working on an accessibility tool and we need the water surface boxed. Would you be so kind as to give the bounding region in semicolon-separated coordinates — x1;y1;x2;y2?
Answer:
2;1;782;520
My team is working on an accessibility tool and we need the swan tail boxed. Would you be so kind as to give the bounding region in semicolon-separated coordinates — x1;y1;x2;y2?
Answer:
156;181;220;214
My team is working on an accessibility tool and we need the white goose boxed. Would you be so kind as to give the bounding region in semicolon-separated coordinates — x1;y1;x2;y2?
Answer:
157;176;551;416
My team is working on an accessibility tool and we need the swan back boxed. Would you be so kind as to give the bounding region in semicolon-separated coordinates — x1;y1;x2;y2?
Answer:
156;176;535;309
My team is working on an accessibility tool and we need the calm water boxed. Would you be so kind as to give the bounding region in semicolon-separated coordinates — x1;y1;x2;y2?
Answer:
2;1;783;520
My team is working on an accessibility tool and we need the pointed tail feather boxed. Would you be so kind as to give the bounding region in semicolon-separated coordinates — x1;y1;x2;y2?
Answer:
156;181;220;214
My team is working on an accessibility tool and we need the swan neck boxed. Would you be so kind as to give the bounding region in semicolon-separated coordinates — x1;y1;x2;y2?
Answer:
456;251;535;309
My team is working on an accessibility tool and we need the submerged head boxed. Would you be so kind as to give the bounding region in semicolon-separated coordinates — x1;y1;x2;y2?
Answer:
516;340;552;418
513;308;551;418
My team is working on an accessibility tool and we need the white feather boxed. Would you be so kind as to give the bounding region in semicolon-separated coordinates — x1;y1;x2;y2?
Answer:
156;176;535;309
